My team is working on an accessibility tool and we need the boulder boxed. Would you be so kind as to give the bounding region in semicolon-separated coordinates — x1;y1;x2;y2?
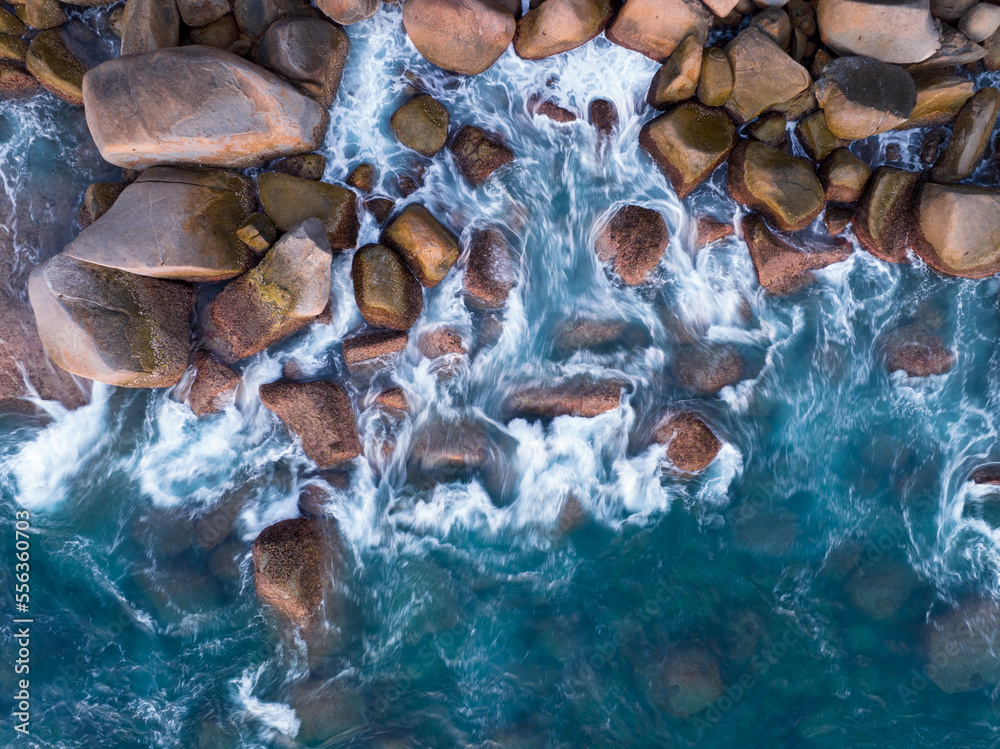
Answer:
896;71;975;129
237;213;278;253
121;0;180;56
402;0;515;76
930;87;1000;183
532;97;577;122
751;7;792;47
463;228;517;308
83;45;328;169
747;112;789;149
254;16;350;108
727;141;825;232
0;64;40;99
252;517;331;625
639;101;737;199
932;0;976;21
656;645;723;718
510;378;622;417
63;167;255;282
177;0;231;27
594;204;670;285
818;148;871;203
816;0;940;63
0;8;25;36
346;163;376;193
971;465;1000;484
0;36;27;64
187;351;240;416
742;213;851;294
695;215;734;248
814;56;916;138
605;0;711;62
77;181;125;229
553;317;627;353
342;328;408;368
418;327;466;359
697;47;733;107
25;28;87;105
272;153;327;181
20;0;65;30
906;22;986;71
380;204;460;287
259;380;360;466
588;98;618;137
646;34;702;110
206;219;332;361
853;166;921;263
513;0;612;59
351;243;423;330
672;344;743;394
234;0;310;40
924;599;1000;692
654;411;721;472
824;204;854;235
449;125;515;186
28;254;192;388
959;2;1000;41
257;172;359;250
724;27;811;123
910;183;1000;278
389;94;450;157
795;111;850;162
883;322;954;376
316;0;381;24
375;387;407;413
844;559;917;619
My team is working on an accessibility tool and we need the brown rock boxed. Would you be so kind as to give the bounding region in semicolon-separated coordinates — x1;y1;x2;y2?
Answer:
971;465;1000;484
0;8;26;35
402;0;515;76
816;0;940;64
727;141;825;232
188;351;240;416
932;0;976;22
751;7;792;48
258;172;359;250
673;344;743;394
510;378;622;417
959;2;1000;41
351;243;423;330
375;387;407;412
742;213;851;294
237;213;278;253
656;645;723;718
724;27;811;123
463;228;517;308
553;317;628;353
766;88;818;120
20;0;66;30
365;196;395;224
342;328;408;367
795;110;850;162
233;0;310;40
844;559;917;619
380;204;459;287
588;98;618;137
121;0;180;56
389;94;450;157
906;22;986;72
594;204;669;285
814;56;916;139
910;182;1000;279
930;87;1000;184
605;0;711;62
654;411;721;472
646;34;702;110
272;153;327;181
0;36;27;64
896;71;974;129
695;215;734;248
259;381;360;466
824;204;854;235
25;28;88;105
77;181;125;229
252;517;331;624
418;327;466;358
316;0;381;24
853;166;921;264
818;148;871;203
513;0;612;59
177;0;230;27
254;15;350;108
0;64;41;99
697;46;733;107
346;163;376;193
532;98;577;122
449;124;515;186
884;323;954;376
746;112;788;149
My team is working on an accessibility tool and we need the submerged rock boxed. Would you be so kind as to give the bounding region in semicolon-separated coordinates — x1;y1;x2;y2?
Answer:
724;27;811;123
463;228;517;309
844;559;917;620
257;172;359;250
187;351;241;416
351;243;423;330
510;378;622;417
605;0;711;61
655;644;723;718
654;411;721;473
252;517;332;625
588;98;618;137
816;0;940;63
672;344;743;394
727;141;825;232
852;166;921;264
449;125;515;186
883;322;955;376
924;598;1000;693
389;94;450;157
815;56;916;139
929;87;1000;183
402;0;515;76
259;380;361;466
910;183;1000;278
254;15;350;108
742;214;851;295
594;204;669;285
380;204;460;287
513;0;612;59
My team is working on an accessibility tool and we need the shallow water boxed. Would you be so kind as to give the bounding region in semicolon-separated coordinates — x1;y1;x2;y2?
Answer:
5;8;1000;748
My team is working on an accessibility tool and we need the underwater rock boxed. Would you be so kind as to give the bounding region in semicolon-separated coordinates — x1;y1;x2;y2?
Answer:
352;243;423;331
257;172;359;250
695;215;734;249
970;465;1000;484
929;86;1000;183
672;344;743;394
742;214;852;295
375;387;407;413
851;166;921;264
654;411;721;473
252;517;332;624
418;327;466;359
316;0;381;24
254;15;350;109
646;34;702;110
727;141;825;232
402;0;515;76
818;148;871;204
594;204;670;285
121;0;180;55
816;0;940;63
390;94;450;157
588;98;618;137
463;228;517;309
605;0;711;61
510;378;622;417
883;323;955;376
924;598;1000;693
187;351;240;416
513;0;612;59
259;380;361;466
342;328;408;368
449;124;515;187
814;56;917;138
724;27;811;123
380;204;460;287
910;183;1000;278
655;644;723;718
844;558;917;619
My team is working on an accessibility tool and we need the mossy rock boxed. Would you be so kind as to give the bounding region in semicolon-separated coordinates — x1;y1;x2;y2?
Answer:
25;29;87;105
390;93;450;157
258;171;359;250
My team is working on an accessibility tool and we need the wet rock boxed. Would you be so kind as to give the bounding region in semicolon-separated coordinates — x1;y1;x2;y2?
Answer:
510;378;622;417
557;493;587;533
724;27;811;123
747;112;789;149
646;34;702;110
639;101;737;199
594;204;669;285
316;0;381;24
655;645;723;718
971;465;1000;484
260;380;360;466
270;154;326;182
83;45;328;169
346;163;376;193
375;387;407;413
258;172;359;250
932;0;976;21
844;559;917;619
380;204;460;287
252;517;332;624
959;2;1000;41
29;254;192;388
751;7;792;48
206;219;332;361
588;98;618;137
672;344;743;394
0;36;27;65
884;322;955;376
897;71;974;129
851;166;921;264
342;328;408;368
654;411;721;473
605;0;711;62
818;148;871;204
930;87;1000;184
513;0;612;59
121;0;180;56
695;215;734;249
910;183;1000;279
187;351;240;416
177;0;231;27
816;0;940;64
418;327;466;359
365;196;395;224
21;0;65;29
552;317;628;353
727;141;824;232
64;167;255;281
766;88;818;121
463;228;517;309
0;64;40;99
795;110;850;162
905;21;986;71
254;16;350;108
237;213;278;253
531;97;577;122
742;213;851;294
0;8;26;36
77;181;124;229
26;28;88;105
233;0;310;40
814;56;916;139
449;125;515;186
406;417;512;498
389;94;450;157
697;46;733;107
924;598;1000;693
402;0;515;76
352;243;423;330
824;204;854;235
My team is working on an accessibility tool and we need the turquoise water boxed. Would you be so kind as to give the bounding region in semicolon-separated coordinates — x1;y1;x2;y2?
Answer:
5;8;1000;748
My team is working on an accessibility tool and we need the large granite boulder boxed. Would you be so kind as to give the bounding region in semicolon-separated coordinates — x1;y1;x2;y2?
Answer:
402;0;515;76
727;141;825;232
513;0;612;59
252;517;332;625
254;16;350;108
724;27;811;123
817;0;941;63
342;328;408;369
929;87;1000;183
316;0;381;24
259;380;361;466
450;125;515;186
853;166;921;263
234;0;311;40
639;101;737;199
605;0;711;61
924;598;1000;693
389;94;450;157
742;214;851;294
594;204;670;285
815;56;916;138
844;559;917;619
351;243;423;330
28;254;192;388
206;219;332;361
83;45;328;169
819;148;871;203
62;168;255;282
654;412;721;473
380;204;460;287
697;46;733;108
910;183;1000;278
510;378;622;417
257;172;359;250
463;228;517;309
121;0;180;56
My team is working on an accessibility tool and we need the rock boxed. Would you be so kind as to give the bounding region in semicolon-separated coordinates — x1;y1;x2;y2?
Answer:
742;213;851;294
0;8;26;35
188;13;240;49
672;344;743;394
0;64;40;99
0;36;27;64
853;167;921;264
351;243;423;330
646;34;702;110
532;97;577;122
824;204;854;235
884;322;954;376
177;0;231;26
654;411;721;472
272;153;327;181
121;0;180;56
510;378;622;417
727;141;825;232
28;254;192;388
463;228;517;308
844;559;917;619
257;172;359;250
418;327;466;359
77;181;125;229
365;196;395;224
960;2;1000;41
237;213;278;253
449;125;515;186
233;0;310;40
380;204;459;287
814;56;916;139
816;0;940;64
513;0;612;59
25;29;88;105
588;98;618;137
375;387;407;412
206;219;332;361
342;328;408;368
906;22;986;72
751;7;792;48
187;351;240;416
909;183;1000;279
746;112;788;148
389;94;450;157
316;0;381;24
83;45;328;169
406;418;512;500
930;87;1000;183
21;0;65;30
766;88;818;120
259;381;360;466
896;71;975;129
697;46;733;107
932;0;976;21
703;0;740;14
553;317;627;353
605;0;711;62
971;465;1000;484
346;163;376;193
656;645;723;718
639;101;737;199
920;128;948;164
254;16;350;108
795;111;850;162
63;167;255;281
724;27;811;123
924;599;1000;692
695;215;734;248
818;148;871;203
252;517;331;625
594;204;670;285
402;0;515;76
